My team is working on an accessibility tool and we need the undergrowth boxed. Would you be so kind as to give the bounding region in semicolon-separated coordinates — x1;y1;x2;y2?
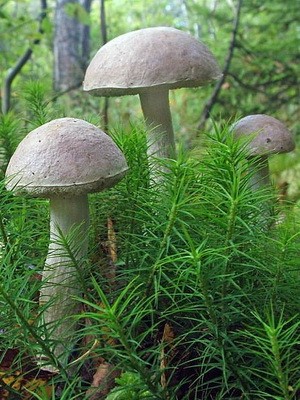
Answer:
0;84;299;399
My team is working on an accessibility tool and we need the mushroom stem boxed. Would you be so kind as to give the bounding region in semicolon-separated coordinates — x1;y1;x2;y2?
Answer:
139;88;176;160
40;194;89;368
248;155;270;190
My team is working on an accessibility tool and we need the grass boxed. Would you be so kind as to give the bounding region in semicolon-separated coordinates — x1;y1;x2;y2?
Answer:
0;86;299;399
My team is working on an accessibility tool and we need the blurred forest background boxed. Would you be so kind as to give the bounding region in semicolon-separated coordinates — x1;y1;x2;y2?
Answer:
0;0;299;198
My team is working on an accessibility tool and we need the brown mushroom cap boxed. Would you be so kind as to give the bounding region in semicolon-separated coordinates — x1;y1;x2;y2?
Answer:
83;26;222;96
232;114;295;156
5;118;128;197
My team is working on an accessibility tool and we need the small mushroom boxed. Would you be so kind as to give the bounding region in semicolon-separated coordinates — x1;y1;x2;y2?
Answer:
83;27;221;161
231;114;295;189
5;118;128;369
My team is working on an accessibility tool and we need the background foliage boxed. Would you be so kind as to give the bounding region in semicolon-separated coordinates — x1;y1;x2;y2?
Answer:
0;1;299;399
1;0;299;197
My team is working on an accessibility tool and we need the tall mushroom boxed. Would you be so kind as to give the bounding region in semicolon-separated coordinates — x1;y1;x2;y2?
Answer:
5;118;128;369
83;27;221;161
231;114;295;190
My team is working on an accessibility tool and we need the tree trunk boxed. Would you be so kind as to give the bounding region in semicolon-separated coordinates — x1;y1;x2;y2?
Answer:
80;0;92;71
53;0;88;91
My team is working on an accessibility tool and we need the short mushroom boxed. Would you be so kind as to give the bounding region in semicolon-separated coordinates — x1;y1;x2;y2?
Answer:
5;118;128;369
231;114;295;189
83;26;221;162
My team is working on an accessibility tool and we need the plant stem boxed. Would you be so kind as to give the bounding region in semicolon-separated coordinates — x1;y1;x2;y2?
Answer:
221;197;238;309
270;333;290;399
0;210;9;248
145;187;179;297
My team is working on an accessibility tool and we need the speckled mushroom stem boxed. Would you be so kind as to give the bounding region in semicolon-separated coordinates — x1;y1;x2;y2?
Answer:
139;88;176;160
39;194;89;370
248;155;270;190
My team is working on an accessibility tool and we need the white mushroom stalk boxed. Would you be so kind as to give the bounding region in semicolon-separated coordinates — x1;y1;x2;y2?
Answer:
248;155;270;190
40;195;89;367
83;27;222;168
5;118;128;370
140;88;175;159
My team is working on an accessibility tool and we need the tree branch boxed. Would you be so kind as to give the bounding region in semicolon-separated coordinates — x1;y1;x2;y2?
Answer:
228;72;266;93
100;0;109;130
1;0;47;114
100;0;107;45
50;83;82;103
81;0;93;71
229;72;298;94
197;0;243;131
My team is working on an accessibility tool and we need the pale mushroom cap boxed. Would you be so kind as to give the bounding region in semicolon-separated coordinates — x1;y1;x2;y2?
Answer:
232;114;295;156
5;118;128;197
83;26;222;96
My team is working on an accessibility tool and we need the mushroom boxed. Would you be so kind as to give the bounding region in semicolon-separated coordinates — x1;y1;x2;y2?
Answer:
231;114;295;189
83;26;221;161
5;118;128;369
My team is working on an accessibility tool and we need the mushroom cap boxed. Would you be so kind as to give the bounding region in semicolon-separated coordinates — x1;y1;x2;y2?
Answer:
231;114;295;156
5;118;128;197
83;26;222;96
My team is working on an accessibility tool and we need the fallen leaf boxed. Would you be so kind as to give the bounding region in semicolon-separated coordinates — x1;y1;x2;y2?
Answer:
86;362;121;400
0;349;54;399
160;322;175;397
